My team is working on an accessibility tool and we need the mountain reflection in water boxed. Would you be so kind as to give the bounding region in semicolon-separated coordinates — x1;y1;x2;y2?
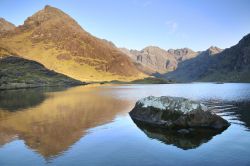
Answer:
0;85;132;158
0;83;250;166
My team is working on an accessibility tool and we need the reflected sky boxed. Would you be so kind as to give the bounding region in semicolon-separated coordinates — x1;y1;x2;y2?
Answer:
0;83;250;166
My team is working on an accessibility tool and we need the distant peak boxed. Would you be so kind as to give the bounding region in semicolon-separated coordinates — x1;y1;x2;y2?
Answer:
206;46;222;55
44;5;52;9
23;5;74;28
143;46;164;51
43;5;61;13
167;48;195;54
207;46;222;51
208;46;220;50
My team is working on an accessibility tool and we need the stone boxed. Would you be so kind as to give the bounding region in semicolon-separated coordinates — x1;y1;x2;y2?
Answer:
129;96;230;130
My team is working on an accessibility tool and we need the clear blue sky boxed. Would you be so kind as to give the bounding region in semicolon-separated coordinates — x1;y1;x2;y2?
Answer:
0;0;250;51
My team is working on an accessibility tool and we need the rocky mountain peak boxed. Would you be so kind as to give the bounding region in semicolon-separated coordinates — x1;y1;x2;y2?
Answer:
142;46;166;54
0;18;16;32
167;48;197;62
167;48;195;55
23;5;76;29
206;46;222;55
141;46;169;56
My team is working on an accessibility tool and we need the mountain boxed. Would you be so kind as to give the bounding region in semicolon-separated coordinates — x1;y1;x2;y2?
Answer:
160;46;223;82
162;34;250;82
167;48;197;62
121;46;197;74
200;35;250;82
0;18;15;33
0;5;144;82
0;55;83;90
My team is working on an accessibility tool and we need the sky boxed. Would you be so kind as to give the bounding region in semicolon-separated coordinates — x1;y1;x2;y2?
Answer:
0;0;250;51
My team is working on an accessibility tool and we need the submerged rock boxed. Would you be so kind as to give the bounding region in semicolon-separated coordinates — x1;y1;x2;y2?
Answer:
129;96;230;130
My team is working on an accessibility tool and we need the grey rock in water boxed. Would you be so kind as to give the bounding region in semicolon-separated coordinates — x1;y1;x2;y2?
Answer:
129;96;230;130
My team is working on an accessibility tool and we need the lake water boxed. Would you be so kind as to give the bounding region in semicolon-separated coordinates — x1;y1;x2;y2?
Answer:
0;83;250;166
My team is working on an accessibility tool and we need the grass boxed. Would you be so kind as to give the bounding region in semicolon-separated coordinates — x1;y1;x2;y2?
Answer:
0;56;83;90
0;31;146;82
99;77;174;84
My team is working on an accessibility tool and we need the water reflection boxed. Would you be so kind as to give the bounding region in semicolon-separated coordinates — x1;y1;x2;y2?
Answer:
0;87;68;111
235;102;250;130
206;101;250;130
0;86;131;158
0;84;250;166
132;119;225;150
0;89;46;111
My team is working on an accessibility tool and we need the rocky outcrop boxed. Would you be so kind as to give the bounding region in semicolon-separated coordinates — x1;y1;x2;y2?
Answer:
167;48;197;62
0;56;84;90
121;46;198;74
129;96;230;130
121;46;177;74
0;18;15;33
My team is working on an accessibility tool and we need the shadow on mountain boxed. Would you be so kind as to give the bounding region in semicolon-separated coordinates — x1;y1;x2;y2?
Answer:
158;34;250;82
132;119;226;150
157;49;218;82
0;87;67;111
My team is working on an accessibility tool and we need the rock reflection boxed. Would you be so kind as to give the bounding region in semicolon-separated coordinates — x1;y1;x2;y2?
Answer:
0;86;130;158
132;119;225;150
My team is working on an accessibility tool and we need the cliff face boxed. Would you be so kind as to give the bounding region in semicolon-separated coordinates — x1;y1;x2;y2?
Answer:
167;48;197;62
121;46;198;74
199;34;250;82
0;5;144;82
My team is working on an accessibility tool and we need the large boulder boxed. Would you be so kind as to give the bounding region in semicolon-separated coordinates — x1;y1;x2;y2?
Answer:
129;96;230;130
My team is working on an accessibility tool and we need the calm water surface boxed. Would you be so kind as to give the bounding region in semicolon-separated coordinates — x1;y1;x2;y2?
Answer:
0;83;250;166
